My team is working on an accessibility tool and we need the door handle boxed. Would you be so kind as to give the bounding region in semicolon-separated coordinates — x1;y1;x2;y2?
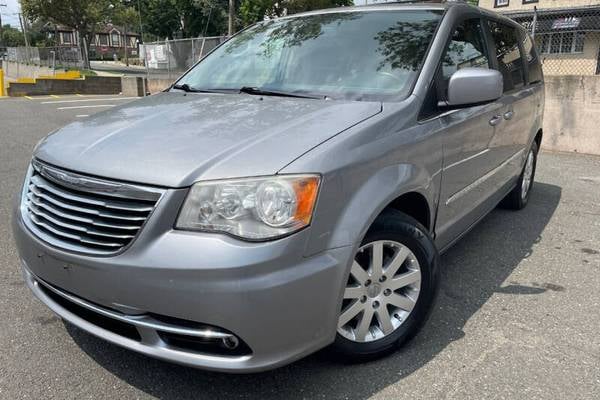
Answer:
504;111;514;120
489;115;502;126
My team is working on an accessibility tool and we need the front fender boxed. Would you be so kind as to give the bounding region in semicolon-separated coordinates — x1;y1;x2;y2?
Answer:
280;99;444;257
313;163;438;256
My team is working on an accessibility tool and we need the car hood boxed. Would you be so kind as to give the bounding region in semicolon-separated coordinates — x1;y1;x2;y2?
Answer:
34;92;381;187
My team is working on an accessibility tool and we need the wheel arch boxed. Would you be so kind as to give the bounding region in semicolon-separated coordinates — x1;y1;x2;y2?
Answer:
382;191;432;232
534;128;543;150
303;162;439;258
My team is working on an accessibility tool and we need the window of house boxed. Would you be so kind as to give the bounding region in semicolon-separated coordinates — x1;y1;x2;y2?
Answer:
495;0;509;8
99;34;109;46
61;32;72;45
488;20;525;92
111;32;121;46
536;32;585;54
574;32;585;52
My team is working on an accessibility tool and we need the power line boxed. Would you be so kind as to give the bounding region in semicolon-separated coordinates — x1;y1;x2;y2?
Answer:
1;10;21;28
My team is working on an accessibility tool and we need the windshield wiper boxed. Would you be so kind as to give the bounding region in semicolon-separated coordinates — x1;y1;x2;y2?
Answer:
173;84;325;99
172;84;233;94
239;86;325;100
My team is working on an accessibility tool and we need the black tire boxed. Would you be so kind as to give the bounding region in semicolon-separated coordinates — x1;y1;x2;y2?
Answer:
330;209;440;361
500;141;538;210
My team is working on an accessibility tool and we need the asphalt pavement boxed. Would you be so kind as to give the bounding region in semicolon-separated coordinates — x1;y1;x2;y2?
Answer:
0;96;599;399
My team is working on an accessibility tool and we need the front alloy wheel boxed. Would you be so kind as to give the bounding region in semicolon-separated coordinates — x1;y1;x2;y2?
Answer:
331;210;440;360
337;240;422;343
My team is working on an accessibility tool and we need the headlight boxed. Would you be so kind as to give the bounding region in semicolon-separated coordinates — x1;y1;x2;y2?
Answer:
176;175;320;240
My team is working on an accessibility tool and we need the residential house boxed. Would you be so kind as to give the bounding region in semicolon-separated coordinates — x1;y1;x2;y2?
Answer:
44;23;141;60
478;0;600;75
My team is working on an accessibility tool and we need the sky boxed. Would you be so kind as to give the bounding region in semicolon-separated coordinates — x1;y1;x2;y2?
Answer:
1;0;21;28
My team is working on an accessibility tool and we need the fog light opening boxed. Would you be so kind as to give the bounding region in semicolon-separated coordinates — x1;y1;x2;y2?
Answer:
222;336;240;350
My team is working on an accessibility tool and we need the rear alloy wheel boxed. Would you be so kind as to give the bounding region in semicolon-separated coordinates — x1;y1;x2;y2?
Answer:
521;149;535;200
500;141;538;210
331;210;439;360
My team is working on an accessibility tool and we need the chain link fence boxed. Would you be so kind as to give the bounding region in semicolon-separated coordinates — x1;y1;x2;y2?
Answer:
140;36;228;80
508;6;600;76
6;46;83;69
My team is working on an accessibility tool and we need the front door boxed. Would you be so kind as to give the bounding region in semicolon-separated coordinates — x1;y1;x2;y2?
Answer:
434;18;506;249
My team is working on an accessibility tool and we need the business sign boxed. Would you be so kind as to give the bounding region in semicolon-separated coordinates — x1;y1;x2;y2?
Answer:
552;17;581;30
155;45;166;61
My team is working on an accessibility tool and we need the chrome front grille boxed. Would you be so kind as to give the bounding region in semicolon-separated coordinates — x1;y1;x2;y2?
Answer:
21;160;164;255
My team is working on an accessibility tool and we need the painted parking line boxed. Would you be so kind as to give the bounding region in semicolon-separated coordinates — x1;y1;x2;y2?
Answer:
23;94;108;100
24;95;65;100
57;105;116;110
76;115;89;118
42;97;138;104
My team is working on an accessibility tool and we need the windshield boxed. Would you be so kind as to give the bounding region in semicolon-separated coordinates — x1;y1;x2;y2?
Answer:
176;10;443;101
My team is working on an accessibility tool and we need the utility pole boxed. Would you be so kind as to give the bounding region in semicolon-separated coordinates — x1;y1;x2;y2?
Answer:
228;0;234;36
531;6;538;39
18;13;30;60
0;4;7;48
136;0;144;43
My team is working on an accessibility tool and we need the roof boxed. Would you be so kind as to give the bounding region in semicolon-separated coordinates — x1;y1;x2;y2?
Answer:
287;2;453;18
285;1;525;30
42;22;139;36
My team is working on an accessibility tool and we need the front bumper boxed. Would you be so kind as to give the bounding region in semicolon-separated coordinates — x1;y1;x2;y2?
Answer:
13;192;353;372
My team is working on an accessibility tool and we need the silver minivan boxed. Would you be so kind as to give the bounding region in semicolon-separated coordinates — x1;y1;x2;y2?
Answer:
13;2;544;372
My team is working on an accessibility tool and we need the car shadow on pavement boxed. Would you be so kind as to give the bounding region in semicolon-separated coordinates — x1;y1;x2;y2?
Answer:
66;182;562;400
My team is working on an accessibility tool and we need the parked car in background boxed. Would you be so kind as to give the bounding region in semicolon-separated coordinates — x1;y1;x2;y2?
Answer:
13;2;544;372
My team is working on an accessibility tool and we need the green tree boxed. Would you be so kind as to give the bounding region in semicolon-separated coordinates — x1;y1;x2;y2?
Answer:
21;0;112;68
142;0;228;39
283;0;353;15
28;19;55;47
239;0;353;27
239;0;276;26
110;2;140;65
1;24;25;47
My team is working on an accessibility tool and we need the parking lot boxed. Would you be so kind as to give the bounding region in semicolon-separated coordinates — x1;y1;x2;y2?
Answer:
0;96;599;399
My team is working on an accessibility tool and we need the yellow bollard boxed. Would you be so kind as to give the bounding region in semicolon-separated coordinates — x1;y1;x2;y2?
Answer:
0;69;5;97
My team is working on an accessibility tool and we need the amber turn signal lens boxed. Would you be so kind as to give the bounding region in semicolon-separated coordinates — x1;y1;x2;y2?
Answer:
292;176;320;225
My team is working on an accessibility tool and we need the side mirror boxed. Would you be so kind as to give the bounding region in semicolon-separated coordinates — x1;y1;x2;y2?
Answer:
446;68;503;107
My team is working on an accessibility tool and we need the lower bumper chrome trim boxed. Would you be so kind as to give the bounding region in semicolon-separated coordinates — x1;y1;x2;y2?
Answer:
23;266;254;371
33;275;233;340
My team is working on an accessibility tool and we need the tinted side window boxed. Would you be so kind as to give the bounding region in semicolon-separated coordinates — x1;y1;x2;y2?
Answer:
441;19;490;99
522;32;543;84
488;21;525;92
